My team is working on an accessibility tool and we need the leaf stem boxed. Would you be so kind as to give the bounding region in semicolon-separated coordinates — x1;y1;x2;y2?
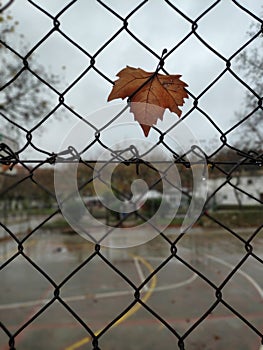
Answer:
127;48;168;103
156;48;168;73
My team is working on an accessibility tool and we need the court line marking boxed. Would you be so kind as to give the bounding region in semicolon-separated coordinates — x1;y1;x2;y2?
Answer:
2;285;54;350
0;293;133;311
154;273;197;292
0;272;197;311
64;256;198;350
2;237;262;346
206;255;263;299
0;258;197;311
133;256;148;291
207;254;263;350
64;255;157;350
3;253;260;347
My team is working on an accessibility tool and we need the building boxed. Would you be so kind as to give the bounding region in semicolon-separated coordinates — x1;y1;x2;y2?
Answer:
207;171;263;207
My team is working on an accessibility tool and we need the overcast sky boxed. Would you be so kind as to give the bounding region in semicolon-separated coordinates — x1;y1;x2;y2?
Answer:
3;0;262;159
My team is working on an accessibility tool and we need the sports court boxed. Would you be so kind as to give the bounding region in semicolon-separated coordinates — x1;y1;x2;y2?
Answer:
1;227;262;350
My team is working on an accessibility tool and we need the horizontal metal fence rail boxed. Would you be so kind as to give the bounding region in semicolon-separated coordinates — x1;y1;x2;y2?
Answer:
0;1;262;349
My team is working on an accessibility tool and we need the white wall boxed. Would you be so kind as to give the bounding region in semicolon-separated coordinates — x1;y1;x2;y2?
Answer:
207;174;263;206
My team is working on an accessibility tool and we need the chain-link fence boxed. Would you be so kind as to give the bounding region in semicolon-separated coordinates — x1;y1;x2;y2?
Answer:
0;1;262;349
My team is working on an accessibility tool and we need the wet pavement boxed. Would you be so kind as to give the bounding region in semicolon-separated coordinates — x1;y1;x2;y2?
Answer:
0;227;263;350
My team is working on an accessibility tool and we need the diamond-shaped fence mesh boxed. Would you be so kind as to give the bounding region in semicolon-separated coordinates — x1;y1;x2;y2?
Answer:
0;1;263;349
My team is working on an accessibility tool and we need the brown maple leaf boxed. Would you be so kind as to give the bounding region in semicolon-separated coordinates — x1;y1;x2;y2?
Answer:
107;66;189;136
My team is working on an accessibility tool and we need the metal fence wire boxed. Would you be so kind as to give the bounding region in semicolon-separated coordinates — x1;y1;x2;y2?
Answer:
0;1;263;349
